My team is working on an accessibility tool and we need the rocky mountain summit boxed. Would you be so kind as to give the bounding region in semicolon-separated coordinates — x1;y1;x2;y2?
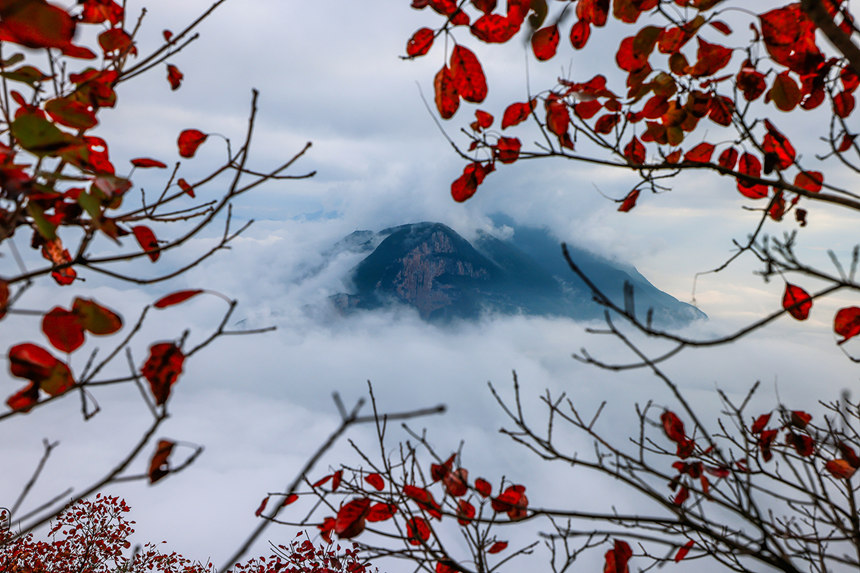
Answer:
330;221;705;326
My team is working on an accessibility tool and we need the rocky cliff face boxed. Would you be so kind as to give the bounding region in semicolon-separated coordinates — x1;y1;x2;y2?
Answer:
332;221;706;325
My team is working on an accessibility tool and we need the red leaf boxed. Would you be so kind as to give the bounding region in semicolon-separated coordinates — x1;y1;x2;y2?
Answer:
673;484;690;505
782;283;812;320
456;499;475;525
451;162;493;202
683;142;714;163
142;342;185;405
148;439;175;484
759;428;778;462
501;101;534;129
674;540;694;562
839;442;860;468
335;497;370;539
9;343;74;396
768;71;801;111
495;136;521;164
531;25;559;61
826;459;857;479
42;307;85;353
593;113;620;134
0;280;8;319
177;129;208;158
785;432;815;457
615;36;647;72
794;171;823;193
403;484;442;519
751;413;771;434
154;290;204;309
762;120;796;170
618;189;640;212
255;496;269;517
661;410;686;443
72;298;122;335
0;0;76;51
406;516;431;545
474;109;494;129
407;27;435;57
488;541;508;554
623;136;645;165
131;157;167;169
717;147;738;170
45;98;97;130
834;91;856;118
491;485;528;519
474;477;492;497
577;0;608;26
736;153;768;199
709;20;731;34
835;307;860;344
688;37;732;77
281;494;299;507
569;20;590;49
177;178;196;198
366;502;397;522
431;454;454;481
166;64;183;90
791;410;812;428
364;473;385;491
98;28;132;55
132;225;160;262
434;65;460;119
708;95;733;126
838;133;856;152
471;13;519;43
443;467;469;497
450;45;487;103
603;539;633;573
331;469;343;491
6;381;39;412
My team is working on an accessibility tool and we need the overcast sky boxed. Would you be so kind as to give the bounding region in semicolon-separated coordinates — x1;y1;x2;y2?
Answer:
2;1;859;570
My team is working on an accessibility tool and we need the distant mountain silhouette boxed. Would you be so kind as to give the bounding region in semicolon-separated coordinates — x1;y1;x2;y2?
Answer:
330;220;706;326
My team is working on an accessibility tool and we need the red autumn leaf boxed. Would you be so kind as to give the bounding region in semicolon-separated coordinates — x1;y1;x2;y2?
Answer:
737;64;767;101
495;136;521;164
434;66;459;119
673;484;690;505
472;0;496;14
45;97;97;130
782;283;812;321
177;178;196;198
255;496;269;517
331;469;343;491
450;45;487;103
574;99;602;120
166;64;183;90
318;516;335;543
762;120;796;170
838;133;856;152
41;238;76;285
9;343;74;396
615;36;647;72
406;516;431;545
826;459;857;479
0;0;77;51
148;439;175;484
759;5;822;75
431;454;455;481
751;413;771;434
674;540;694;562
603;539;633;573
531;25;559;61
474;109;494;129
443;468;469;497
364;473;385;491
759;428;778;462
833;91;856;118
131;157;167;169
501;100;534;129
684;142;714;163
786;432;815;457
132;225;160;262
768;71;801;111
451;161;493;202
470;13;519;43
736;153;768;199
593;113;620;134
436;562;459;573
618;189;640;212
42;307;84;353
6;381;39;412
665;149;681;163
661;410;686;443
403;484;442;519
407;27;435;57
474;477;492;497
717;147;738;170
623;136;645;165
0;280;8;319
142;342;185;405
794;171;823;192
709;20;731;35
577;0;608;26
708;95;733;126
569;19;590;49
98;28;132;55
366;502;397;522
177;129;208;158
281;493;298;507
72;298;122;335
456;499;475;525
491;485;528;519
335;497;371;539
791;410;812;428
835;307;860;344
154;290;205;309
488;541;508;554
839;442;860;468
688;37;732;77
